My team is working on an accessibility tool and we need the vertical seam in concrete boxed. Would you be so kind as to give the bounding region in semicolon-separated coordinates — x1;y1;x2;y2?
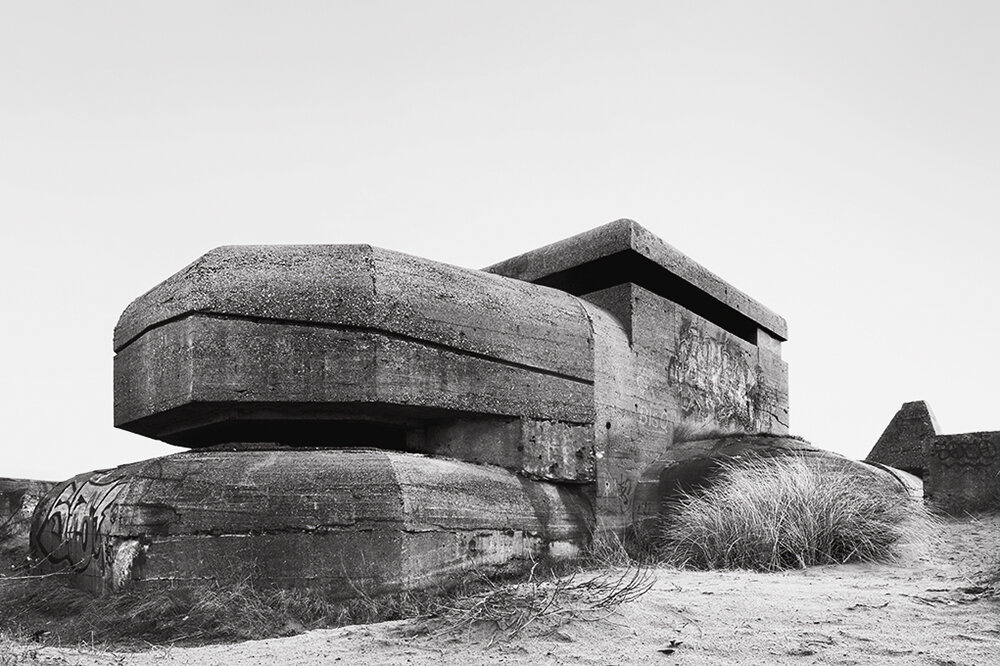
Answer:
185;317;196;403
382;450;416;585
567;294;597;359
363;244;378;299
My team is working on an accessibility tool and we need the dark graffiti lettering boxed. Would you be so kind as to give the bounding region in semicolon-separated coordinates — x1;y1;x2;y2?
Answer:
667;319;769;431
31;472;126;577
616;473;634;507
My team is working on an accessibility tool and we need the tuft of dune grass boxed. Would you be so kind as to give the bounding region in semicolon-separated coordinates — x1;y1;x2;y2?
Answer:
658;454;936;571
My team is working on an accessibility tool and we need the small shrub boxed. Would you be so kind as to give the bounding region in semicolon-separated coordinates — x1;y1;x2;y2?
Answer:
421;560;652;646
585;527;663;567
658;454;935;571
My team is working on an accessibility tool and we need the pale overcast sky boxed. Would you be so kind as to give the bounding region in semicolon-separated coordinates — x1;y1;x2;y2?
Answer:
2;2;998;480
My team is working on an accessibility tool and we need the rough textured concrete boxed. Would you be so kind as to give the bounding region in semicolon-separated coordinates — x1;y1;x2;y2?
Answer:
866;401;939;476
546;276;788;530
30;450;593;594
924;432;1000;513
486;223;790;532
116;316;592;443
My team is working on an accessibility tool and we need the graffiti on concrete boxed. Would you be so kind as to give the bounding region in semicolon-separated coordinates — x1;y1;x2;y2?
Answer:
635;401;673;435
616;473;635;508
667;319;766;431
31;471;126;578
930;438;1000;467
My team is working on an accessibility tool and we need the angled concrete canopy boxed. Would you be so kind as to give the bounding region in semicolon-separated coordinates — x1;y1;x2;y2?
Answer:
486;218;787;343
114;244;596;448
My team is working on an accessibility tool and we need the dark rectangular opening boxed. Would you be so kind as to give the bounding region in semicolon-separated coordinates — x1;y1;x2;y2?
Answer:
532;249;760;344
165;418;410;449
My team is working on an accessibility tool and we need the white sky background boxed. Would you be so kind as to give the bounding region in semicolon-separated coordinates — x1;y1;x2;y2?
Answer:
2;2;998;481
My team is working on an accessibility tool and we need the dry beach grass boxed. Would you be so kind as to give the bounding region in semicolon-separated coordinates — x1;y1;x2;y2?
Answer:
658;455;936;571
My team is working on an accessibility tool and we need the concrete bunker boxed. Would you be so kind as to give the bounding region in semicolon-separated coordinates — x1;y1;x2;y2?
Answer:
33;219;801;594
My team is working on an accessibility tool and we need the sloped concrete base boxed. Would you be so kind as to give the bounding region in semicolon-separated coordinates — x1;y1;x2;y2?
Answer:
30;449;594;595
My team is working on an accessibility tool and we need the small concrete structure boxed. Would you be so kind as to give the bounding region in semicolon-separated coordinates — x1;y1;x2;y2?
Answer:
1;478;56;565
867;401;1000;513
33;219;801;593
866;401;940;477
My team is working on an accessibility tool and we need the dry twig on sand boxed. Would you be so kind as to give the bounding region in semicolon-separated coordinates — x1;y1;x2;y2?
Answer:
421;561;653;646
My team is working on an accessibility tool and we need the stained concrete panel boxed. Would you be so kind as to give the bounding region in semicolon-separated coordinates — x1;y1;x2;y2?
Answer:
1;478;56;565
114;246;599;449
581;282;789;529
116;314;594;445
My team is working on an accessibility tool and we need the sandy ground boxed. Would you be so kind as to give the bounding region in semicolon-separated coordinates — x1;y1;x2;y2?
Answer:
9;515;1000;666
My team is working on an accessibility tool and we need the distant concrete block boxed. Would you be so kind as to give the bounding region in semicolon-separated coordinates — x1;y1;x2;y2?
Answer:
865;401;940;476
868;400;1000;513
924;432;1000;513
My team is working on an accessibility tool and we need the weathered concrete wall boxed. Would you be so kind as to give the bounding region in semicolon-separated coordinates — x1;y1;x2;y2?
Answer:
485;219;787;340
488;222;789;530
31;450;592;594
924;432;1000;513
